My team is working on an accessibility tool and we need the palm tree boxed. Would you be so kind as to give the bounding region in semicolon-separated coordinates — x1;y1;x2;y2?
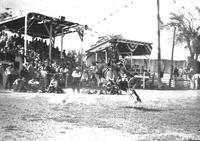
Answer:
190;7;200;61
166;12;197;57
162;11;200;86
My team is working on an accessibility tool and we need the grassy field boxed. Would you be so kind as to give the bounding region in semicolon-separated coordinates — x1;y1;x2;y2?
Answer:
0;89;200;141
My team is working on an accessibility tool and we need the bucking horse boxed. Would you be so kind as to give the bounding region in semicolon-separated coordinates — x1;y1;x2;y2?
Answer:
94;62;142;103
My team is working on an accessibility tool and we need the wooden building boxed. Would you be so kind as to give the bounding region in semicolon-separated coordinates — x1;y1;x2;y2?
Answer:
85;37;153;67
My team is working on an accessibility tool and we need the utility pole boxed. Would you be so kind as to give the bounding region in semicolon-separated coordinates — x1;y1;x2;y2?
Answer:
24;12;28;63
157;0;162;89
169;26;176;88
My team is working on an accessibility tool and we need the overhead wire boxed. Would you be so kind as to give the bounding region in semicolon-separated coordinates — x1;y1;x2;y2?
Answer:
91;0;134;27
1;0;135;39
85;0;135;37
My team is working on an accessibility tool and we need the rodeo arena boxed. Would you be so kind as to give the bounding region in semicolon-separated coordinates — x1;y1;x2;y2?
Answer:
0;12;199;95
0;12;154;97
1;6;200;141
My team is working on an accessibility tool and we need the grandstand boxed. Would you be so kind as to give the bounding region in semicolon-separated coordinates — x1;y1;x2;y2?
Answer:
0;12;84;90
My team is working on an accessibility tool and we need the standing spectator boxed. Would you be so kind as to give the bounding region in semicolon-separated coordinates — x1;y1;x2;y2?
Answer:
5;63;14;90
174;67;179;78
62;50;66;58
20;65;29;80
0;63;3;86
40;65;48;92
71;67;81;93
63;66;69;88
179;67;184;77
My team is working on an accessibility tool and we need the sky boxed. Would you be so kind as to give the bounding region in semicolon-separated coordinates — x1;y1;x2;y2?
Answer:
1;0;200;60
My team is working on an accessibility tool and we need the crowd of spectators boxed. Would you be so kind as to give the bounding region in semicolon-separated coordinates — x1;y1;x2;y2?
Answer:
0;31;69;62
0;31;82;93
0;31;24;61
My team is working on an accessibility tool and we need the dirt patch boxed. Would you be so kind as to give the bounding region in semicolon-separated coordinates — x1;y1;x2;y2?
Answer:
0;90;200;140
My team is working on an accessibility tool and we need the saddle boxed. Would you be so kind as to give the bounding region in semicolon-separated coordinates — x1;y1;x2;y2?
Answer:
108;76;141;92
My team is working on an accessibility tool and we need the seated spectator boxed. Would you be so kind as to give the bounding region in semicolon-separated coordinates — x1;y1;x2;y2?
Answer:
47;74;64;93
13;77;27;92
28;78;40;92
13;77;21;91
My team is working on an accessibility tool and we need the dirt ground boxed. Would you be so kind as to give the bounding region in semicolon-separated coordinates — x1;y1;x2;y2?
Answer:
0;88;200;141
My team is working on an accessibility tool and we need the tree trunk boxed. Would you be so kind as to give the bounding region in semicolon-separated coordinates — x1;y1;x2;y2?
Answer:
188;40;193;59
189;38;197;72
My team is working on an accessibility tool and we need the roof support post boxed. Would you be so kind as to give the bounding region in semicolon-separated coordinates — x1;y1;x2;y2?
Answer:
95;52;98;62
44;22;51;36
131;52;133;68
49;24;52;63
80;40;84;69
60;28;64;59
148;56;151;72
24;13;28;62
105;51;108;63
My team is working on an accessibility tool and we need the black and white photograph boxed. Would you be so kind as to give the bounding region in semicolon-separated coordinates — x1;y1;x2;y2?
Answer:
0;0;200;140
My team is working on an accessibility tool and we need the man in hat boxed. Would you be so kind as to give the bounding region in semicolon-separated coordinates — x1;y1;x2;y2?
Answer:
71;67;82;93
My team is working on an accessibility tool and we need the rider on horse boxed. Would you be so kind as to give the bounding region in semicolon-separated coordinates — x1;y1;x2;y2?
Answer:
108;55;142;102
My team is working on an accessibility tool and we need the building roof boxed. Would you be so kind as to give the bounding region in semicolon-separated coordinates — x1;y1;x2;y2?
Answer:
0;12;80;38
86;37;152;56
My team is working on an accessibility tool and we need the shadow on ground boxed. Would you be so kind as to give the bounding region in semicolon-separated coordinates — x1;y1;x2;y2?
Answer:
121;106;164;112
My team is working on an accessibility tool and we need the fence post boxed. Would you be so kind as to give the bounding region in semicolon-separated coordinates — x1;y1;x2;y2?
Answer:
143;72;145;89
174;76;177;89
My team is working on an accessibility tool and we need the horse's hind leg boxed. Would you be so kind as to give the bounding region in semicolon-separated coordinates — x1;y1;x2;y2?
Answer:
127;90;137;103
132;89;142;102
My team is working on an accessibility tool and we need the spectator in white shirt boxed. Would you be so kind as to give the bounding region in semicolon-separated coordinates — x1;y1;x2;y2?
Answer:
71;67;81;93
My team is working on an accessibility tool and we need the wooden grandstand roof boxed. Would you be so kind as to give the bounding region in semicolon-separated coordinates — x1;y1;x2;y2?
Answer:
0;12;80;38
